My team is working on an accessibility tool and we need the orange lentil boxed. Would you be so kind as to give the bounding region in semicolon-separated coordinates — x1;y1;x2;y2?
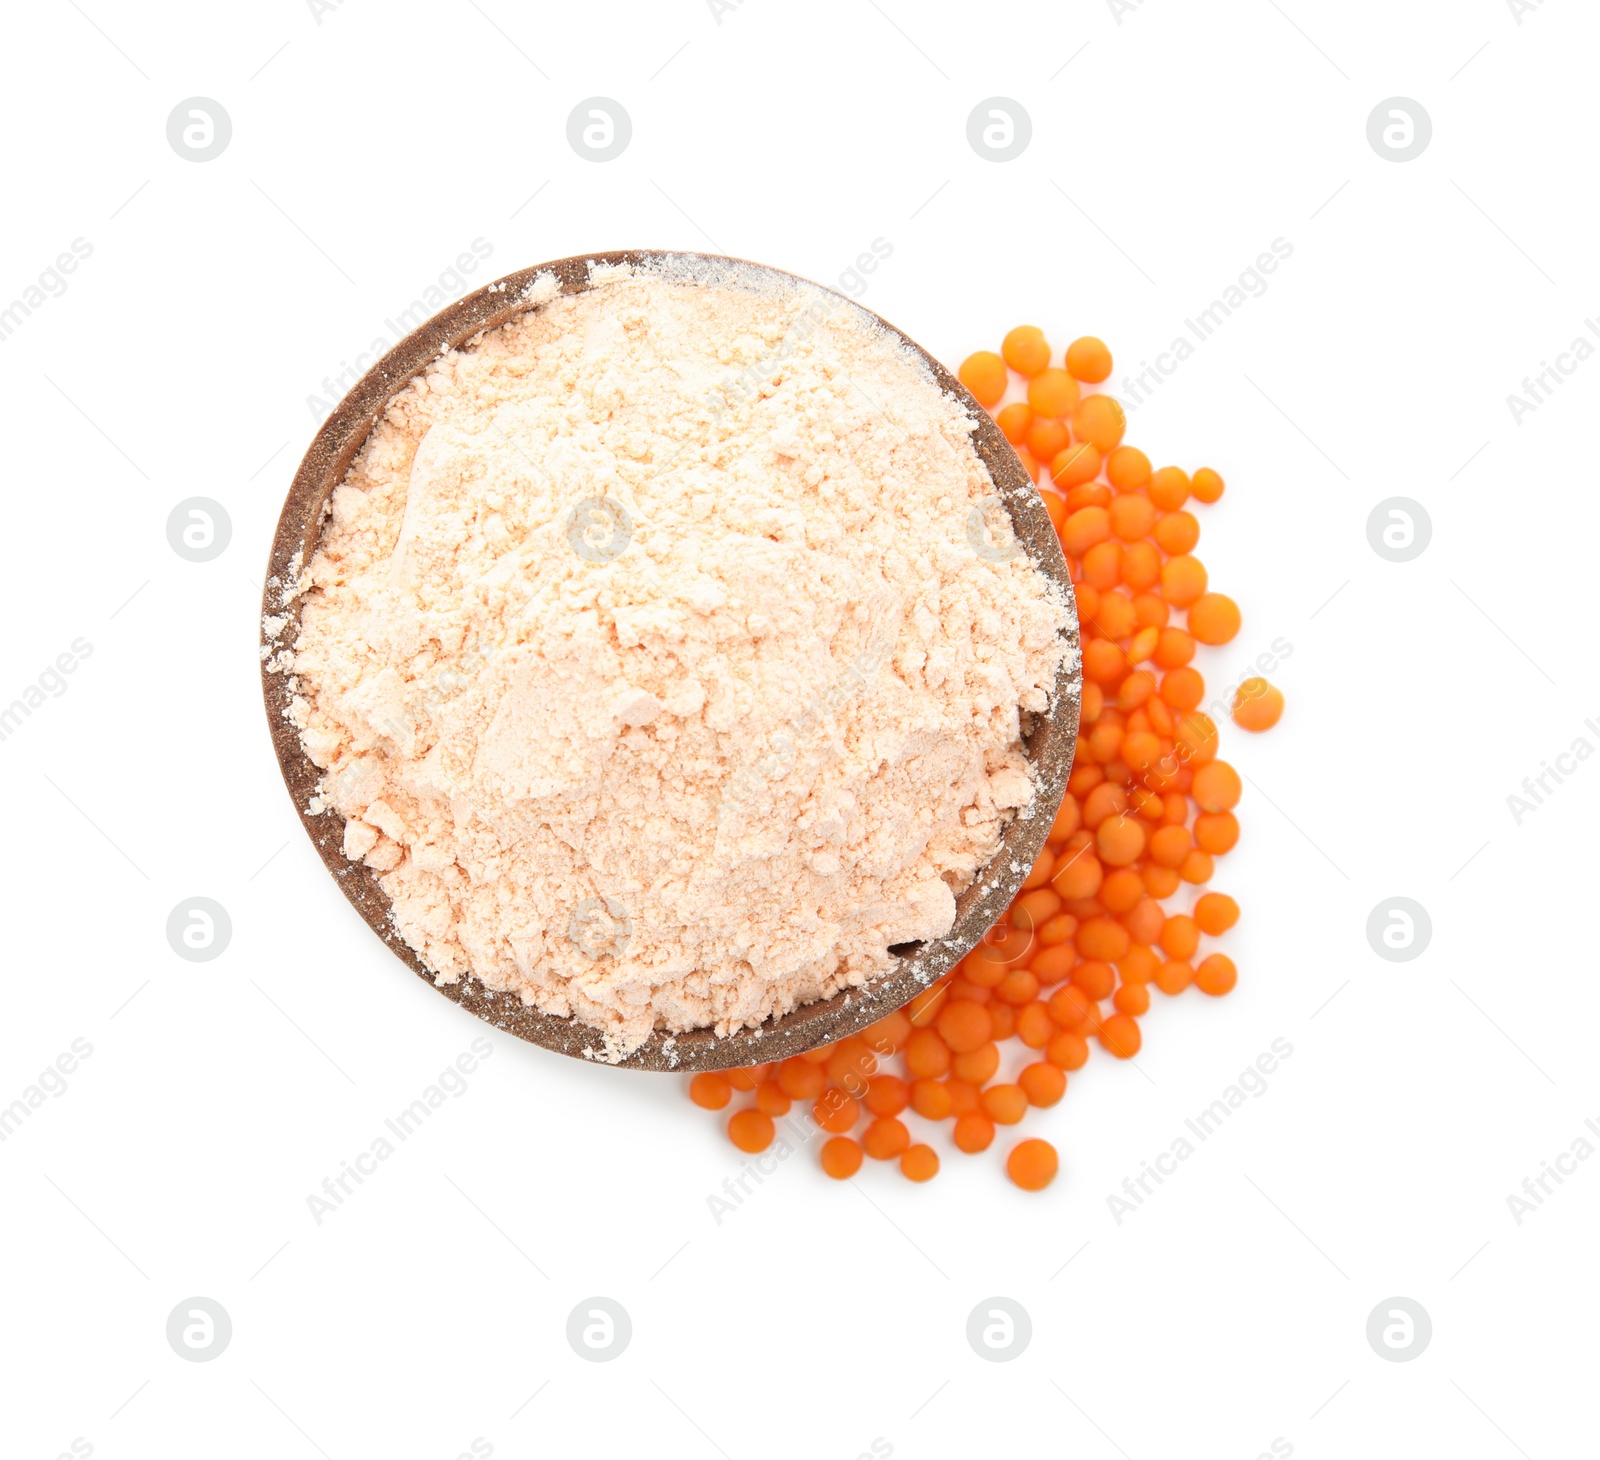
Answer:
1007;1138;1059;1191
1194;811;1240;854
1148;465;1191;510
1020;846;1055;891
864;1010;913;1053
689;1072;732;1109
724;1064;768;1092
996;401;1033;443
1133;592;1169;629
1017;1001;1056;1048
1028;367;1081;418
1127;626;1160;664
909;1078;953;1121
944;1079;982;1117
1098;1012;1142;1058
1047;1030;1090;1070
1153;510;1199;555
1026;416;1070;464
904;1028;952;1079
987;1001;1017;1042
1120;898;1166;948
1081;781;1128;828
994;968;1042;1006
865;1074;911;1117
1083;540;1123;590
1232;677;1284;732
1099;868;1144;914
1191;466;1225;503
1155;960;1194;995
1106;445;1151;490
1120;541;1162;592
862;1116;912;1160
1192;760;1242;812
1097;815;1146;867
1161;555;1208;607
1070;960;1116;1004
1194;893;1240;936
959;350;1008;405
1072;393;1126;453
1062;505;1112;556
1048;983;1094;1029
728;1108;776;1153
1036;915;1075;954
1065;335;1113;383
812;1093;860;1133
1011;887;1063;931
953;1113;997;1153
1047;797;1082;843
937;1000;994;1054
1109;494;1157;541
1153;627;1196;669
1083;639;1126;685
756;1081;792;1117
1188;593;1241;646
1066;481;1113;512
1176;713;1219;765
1019;1061;1067;1107
982;1084;1029;1125
1119;944;1160;985
1195;953;1238;995
1078;917;1131;962
1148;824;1192;868
952;1042;1001;1085
1160;914;1201;960
900;1144;940;1182
1160;667;1205;712
1030;944;1076;985
820;1136;863;1179
1050;441;1102;489
777;1057;827;1100
1180;849;1215;885
1096;589;1138;638
1114;982;1151;1017
1002;325;1051;376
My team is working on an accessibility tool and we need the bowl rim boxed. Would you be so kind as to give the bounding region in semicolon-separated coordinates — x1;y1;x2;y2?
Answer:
259;249;1080;1072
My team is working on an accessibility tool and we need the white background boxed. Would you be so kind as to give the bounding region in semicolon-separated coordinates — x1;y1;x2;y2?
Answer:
1;1;1594;1456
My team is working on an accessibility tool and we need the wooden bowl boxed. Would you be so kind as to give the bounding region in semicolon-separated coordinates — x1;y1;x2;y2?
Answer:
260;251;1079;1072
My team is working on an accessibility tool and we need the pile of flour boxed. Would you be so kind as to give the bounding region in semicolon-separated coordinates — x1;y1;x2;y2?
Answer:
281;259;1074;1060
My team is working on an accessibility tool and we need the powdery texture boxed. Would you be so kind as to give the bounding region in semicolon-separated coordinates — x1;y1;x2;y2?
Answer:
285;261;1072;1059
